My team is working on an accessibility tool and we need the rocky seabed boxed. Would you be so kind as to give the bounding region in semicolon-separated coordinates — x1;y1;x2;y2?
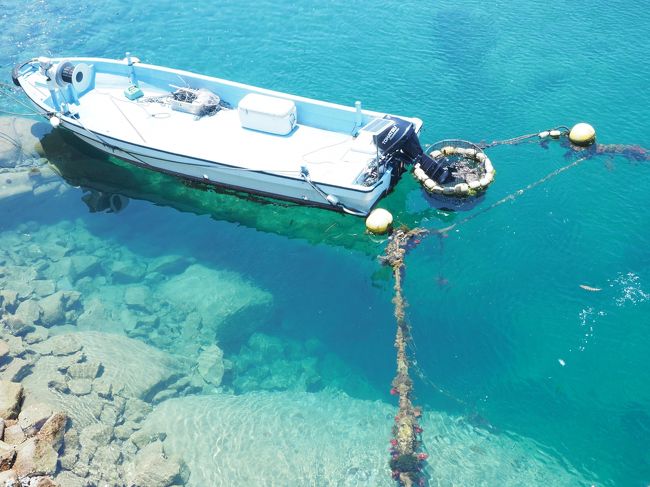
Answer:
0;219;274;486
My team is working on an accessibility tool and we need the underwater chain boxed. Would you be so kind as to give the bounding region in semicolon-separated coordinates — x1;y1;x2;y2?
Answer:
381;227;429;487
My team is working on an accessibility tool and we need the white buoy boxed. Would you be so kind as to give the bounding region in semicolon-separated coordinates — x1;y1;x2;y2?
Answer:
49;116;60;128
413;167;427;181
365;208;393;234
569;123;596;146
424;178;437;191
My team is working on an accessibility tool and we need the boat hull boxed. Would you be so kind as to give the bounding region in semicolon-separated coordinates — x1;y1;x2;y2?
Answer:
15;56;421;215
59;118;392;214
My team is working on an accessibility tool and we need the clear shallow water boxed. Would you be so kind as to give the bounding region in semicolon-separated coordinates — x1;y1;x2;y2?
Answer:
1;0;649;485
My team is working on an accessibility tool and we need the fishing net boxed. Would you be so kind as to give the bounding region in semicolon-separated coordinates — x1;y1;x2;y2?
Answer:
426;140;487;184
138;87;229;118
415;139;494;196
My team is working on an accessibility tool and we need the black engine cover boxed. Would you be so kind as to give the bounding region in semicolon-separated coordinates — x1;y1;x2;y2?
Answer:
375;116;451;182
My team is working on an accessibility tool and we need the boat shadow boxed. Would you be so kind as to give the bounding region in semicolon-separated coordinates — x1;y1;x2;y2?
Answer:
38;129;379;252
422;191;486;212
38;128;467;252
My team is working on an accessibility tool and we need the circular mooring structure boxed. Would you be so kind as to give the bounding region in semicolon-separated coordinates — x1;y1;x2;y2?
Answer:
413;140;495;196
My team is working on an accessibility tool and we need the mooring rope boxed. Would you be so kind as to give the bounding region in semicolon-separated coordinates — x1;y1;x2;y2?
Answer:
438;155;588;234
477;126;571;149
380;227;429;487
0;82;41;116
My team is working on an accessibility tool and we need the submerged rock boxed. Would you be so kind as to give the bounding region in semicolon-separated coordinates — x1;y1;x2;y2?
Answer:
147;255;194;275
33;335;82;356
0;290;19;313
79;423;114;454
0;380;24;419
69;255;100;281
38;412;67;453
0;117;51;169
53;471;87;487
92;444;123;484
32;280;57;298
0;170;35;201
23;326;50;345
0;334;26;363
195;345;225;387
18;403;53;434
158;263;273;346
13;436;58;477
14;299;42;325
0;469;18;485
92;379;112;399
66;361;102;381
3;317;34;340
230;333;321;393
111;260;146;284
5;299;41;336
124;441;188;487
71;332;186;401
38;292;66;326
124;285;151;310
123;399;152;424
67;379;92;396
129;429;167;450
0;440;16;470
3;424;26;445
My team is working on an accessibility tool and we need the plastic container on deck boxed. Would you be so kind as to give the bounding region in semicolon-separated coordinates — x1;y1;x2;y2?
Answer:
238;93;297;135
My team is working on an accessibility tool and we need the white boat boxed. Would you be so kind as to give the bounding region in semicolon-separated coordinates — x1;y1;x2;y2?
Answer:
13;55;443;215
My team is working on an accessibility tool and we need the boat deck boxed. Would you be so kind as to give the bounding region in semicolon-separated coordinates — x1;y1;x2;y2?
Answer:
66;74;375;187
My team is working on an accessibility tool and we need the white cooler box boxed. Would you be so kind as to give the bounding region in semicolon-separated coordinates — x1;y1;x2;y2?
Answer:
238;93;297;135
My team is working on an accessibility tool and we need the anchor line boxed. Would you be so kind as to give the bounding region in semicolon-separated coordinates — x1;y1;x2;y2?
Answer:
0;110;40;117
0;82;42;116
438;155;589;234
381;227;429;487
477;126;571;149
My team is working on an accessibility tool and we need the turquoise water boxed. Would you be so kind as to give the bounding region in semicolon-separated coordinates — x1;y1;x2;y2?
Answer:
1;1;649;485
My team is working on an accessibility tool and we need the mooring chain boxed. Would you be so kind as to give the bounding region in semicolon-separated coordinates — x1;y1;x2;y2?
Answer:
381;228;429;487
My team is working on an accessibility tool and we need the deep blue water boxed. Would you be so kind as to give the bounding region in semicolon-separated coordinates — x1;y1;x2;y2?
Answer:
1;0;649;485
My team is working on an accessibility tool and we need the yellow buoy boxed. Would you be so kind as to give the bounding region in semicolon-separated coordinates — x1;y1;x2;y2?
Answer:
569;123;596;146
366;208;393;234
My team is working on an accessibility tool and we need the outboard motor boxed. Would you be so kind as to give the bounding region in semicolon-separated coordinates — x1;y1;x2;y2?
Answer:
375;115;451;183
